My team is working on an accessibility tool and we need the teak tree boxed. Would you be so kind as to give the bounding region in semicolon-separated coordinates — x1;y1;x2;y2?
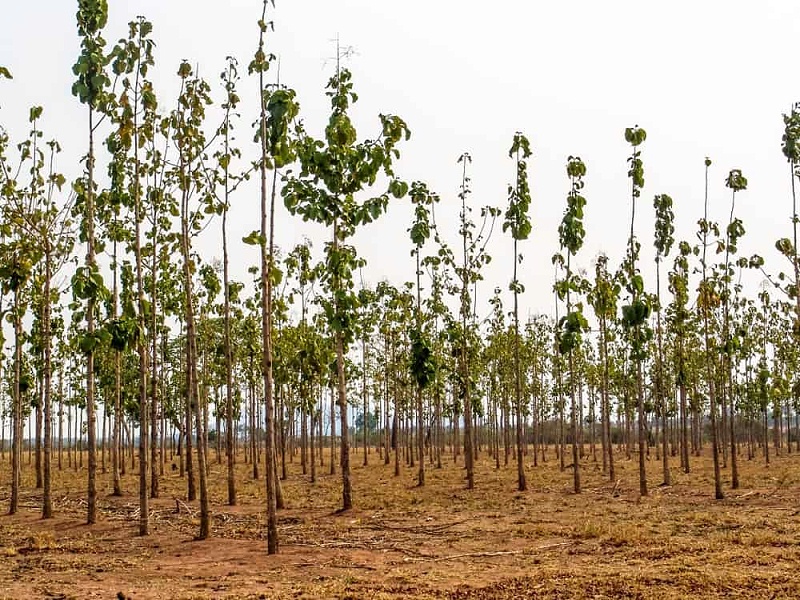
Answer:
555;156;589;494
219;56;241;507
72;0;112;526
698;157;724;499
588;254;620;481
503;132;532;492
781;105;800;343
109;14;157;535
667;241;692;474
0;111;42;516
437;153;500;489
722;168;747;489
621;126;651;498
408;181;440;487
245;0;291;554
653;193;675;485
4;112;74;519
283;64;410;511
170;61;213;539
205;55;251;506
284;241;323;480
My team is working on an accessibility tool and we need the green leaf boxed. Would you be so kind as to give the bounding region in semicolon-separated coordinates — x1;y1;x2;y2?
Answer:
242;230;265;246
389;179;408;199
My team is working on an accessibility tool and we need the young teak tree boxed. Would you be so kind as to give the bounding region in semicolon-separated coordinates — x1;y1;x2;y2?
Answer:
667;241;692;474
169;61;213;539
284;241;323;480
284;64;410;511
621;126;651;498
0;114;42;515
4;113;74;519
440;153;500;489
408;182;439;487
781;105;800;344
588;254;620;480
653;193;675;485
722;169;747;489
246;0;290;554
503;132;532;492
72;0;112;525
109;14;157;536
206;55;249;506
555;156;589;494
698;157;724;500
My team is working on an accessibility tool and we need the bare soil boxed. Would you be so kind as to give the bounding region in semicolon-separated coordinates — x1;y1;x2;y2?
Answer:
2;446;800;599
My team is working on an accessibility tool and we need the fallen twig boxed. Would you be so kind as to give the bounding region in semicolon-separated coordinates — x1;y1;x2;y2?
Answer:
406;550;523;563
292;561;377;571
174;497;195;517
403;541;572;563
362;518;470;535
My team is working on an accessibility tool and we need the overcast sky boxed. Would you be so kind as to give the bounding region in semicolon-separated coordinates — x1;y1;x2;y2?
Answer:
3;1;800;323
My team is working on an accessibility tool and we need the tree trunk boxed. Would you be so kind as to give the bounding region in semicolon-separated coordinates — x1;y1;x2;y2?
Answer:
85;108;98;525
9;290;21;515
637;361;648;497
680;382;689;474
258;82;279;552
336;331;352;510
330;386;336;476
42;254;54;518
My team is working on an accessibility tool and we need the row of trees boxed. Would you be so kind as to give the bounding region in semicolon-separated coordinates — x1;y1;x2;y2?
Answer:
2;1;800;555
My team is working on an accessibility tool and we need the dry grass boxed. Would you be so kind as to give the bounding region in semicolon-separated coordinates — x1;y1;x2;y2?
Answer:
2;445;800;599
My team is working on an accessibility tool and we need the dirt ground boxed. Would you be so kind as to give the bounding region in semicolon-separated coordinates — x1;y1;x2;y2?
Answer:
2;445;800;599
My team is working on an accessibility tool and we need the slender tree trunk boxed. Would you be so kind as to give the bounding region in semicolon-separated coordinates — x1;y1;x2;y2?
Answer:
190;327;210;539
330;385;336;475
58;366;63;472
279;385;287;481
680;381;690;473
336;330;352;509
655;259;670;486
133;100;150;536
702;160;724;500
723;194;739;490
310;390;316;483
221;113;236;506
202;359;210;478
258;63;279;550
85;108;98;525
182;230;209;539
460;162;474;490
179;146;207;536
513;247;526;491
301;403;307;475
384;335;390;466
393;374;400;478
363;335;369;468
9;289;22;515
34;377;42;489
185;326;195;501
566;256;580;494
569;349;580;493
149;289;160;498
67;391;72;470
729;366;739;489
637;362;648;497
42;253;54;518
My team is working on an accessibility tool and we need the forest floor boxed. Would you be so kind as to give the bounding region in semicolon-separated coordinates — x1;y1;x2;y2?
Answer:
2;445;800;599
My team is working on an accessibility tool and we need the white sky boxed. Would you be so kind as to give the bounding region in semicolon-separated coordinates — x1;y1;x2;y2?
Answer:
3;1;800;323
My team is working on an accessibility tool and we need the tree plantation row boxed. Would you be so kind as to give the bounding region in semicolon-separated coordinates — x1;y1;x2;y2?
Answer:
2;0;800;557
